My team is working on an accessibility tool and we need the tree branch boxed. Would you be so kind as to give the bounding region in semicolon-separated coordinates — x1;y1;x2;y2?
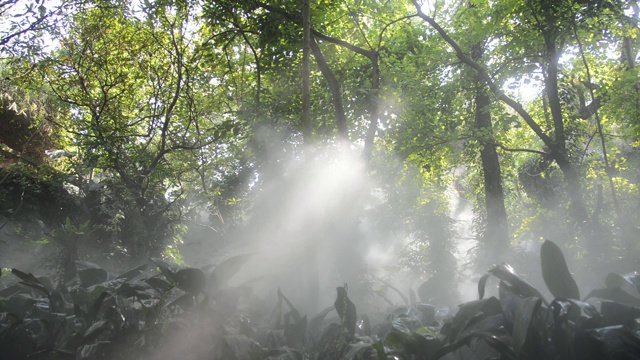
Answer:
496;144;550;156
411;1;556;153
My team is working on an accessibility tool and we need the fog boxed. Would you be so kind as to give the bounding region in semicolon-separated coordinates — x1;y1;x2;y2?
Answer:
176;139;490;320
3;134;640;359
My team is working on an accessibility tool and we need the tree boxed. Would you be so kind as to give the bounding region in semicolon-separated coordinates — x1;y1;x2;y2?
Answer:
42;2;237;262
410;0;636;256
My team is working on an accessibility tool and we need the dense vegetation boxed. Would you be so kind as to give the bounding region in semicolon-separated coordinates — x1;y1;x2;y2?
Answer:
2;240;640;359
1;0;639;358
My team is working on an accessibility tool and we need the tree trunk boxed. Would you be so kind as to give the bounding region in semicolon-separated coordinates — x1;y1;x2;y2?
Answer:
471;43;510;260
542;32;591;225
544;35;566;151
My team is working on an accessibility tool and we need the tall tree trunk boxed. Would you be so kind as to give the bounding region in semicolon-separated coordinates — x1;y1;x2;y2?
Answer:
544;36;566;152
302;0;311;141
542;28;591;226
621;1;638;70
471;43;510;260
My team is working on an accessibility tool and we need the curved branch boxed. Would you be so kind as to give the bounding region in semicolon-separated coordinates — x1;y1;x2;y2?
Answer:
377;14;417;49
411;1;556;153
496;145;550;156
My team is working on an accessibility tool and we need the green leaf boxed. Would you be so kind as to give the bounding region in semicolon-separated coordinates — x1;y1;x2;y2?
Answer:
150;257;180;282
284;315;307;347
88;291;109;323
144;277;172;293
392;316;423;334
81;320;111;345
478;273;490;299
600;301;640;326
584;326;640;359
278;288;302;323
584;287;640;307
77;342;113;359
116;263;148;281
540;240;580;299
343;342;377;359
605;272;640;298
308;305;334;339
605;273;627;289
446;296;503;344
11;269;49;296
11;269;41;285
334;286;357;337
486;263;546;302
371;342;387;360
384;332;442;357
512;297;542;357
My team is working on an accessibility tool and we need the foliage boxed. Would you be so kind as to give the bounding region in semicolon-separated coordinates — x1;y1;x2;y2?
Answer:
2;240;640;359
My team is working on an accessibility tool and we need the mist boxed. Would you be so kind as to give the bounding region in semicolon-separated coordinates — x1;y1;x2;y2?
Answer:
174;136;488;323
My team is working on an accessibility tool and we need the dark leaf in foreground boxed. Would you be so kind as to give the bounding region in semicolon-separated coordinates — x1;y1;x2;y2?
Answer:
77;341;113;360
284;315;307;347
584;325;640;360
265;347;304;360
605;272;640;294
435;330;515;360
150;257;181;282
334;286;357;337
10;269;40;285
446;296;503;344
0;284;23;298
343;342;379;359
115;263;148;281
478;273;490;299
316;323;350;360
174;267;206;295
278;288;302;323
550;298;601;327
585;287;640;307
308;305;334;339
541;239;580;299
384;331;442;358
512;297;542;357
144;276;172;293
604;272;640;300
88;291;109;323
499;280;524;330
600;301;640;326
478;263;546;303
392;316;423;335
81;320;111;345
